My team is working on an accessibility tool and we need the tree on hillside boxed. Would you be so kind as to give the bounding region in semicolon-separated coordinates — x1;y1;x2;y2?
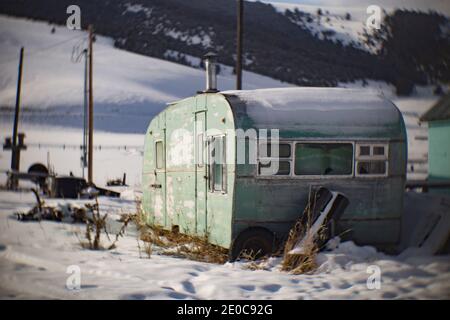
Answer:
368;10;450;88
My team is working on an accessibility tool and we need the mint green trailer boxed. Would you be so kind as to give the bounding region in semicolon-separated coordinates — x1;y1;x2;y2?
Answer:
420;93;450;195
142;87;407;258
428;119;450;187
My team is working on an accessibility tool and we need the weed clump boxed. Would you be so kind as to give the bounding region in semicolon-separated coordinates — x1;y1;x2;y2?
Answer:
134;201;228;264
281;190;328;274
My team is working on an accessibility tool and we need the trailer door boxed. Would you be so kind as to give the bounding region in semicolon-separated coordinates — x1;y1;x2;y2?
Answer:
152;113;167;227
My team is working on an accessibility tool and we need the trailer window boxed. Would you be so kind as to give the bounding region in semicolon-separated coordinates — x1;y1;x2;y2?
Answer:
155;141;164;169
357;161;386;175
258;161;291;175
359;146;370;156
197;133;204;167
258;142;292;176
258;143;291;158
209;136;227;192
294;143;353;176
355;143;388;176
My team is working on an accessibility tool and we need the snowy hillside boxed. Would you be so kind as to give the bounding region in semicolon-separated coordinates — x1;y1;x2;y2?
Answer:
0;15;289;132
0;15;289;186
265;1;450;54
1;0;414;88
268;2;372;51
0;15;440;186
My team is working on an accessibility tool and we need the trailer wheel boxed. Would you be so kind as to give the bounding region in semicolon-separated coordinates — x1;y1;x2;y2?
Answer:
28;163;49;189
230;228;275;261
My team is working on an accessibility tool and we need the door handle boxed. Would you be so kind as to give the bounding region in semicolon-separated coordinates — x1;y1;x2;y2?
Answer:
151;183;162;188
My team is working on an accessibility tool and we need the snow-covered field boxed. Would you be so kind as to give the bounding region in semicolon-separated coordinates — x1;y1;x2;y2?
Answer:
0;123;144;188
0;190;449;300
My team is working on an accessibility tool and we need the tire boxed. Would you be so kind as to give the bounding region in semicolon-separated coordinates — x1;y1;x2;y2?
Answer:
28;163;49;189
230;228;275;261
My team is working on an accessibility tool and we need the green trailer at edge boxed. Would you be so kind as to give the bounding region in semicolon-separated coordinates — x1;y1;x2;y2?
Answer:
142;87;407;259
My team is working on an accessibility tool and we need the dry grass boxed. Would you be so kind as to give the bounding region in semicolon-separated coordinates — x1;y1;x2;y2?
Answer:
79;199;135;251
281;189;328;274
240;250;271;271
15;190;138;251
15;189;64;221
142;241;153;258
81;198;108;250
134;201;228;264
143;225;229;264
107;212;135;250
282;233;319;275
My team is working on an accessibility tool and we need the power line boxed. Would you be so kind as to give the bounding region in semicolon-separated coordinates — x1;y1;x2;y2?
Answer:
0;33;87;65
71;37;88;63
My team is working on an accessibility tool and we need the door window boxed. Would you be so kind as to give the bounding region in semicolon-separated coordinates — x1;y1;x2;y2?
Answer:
208;135;227;192
155;141;164;169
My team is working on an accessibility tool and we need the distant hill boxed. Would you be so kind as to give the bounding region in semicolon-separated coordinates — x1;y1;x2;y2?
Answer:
0;15;290;133
0;0;448;94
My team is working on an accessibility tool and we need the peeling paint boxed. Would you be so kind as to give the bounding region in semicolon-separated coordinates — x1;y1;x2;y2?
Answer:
166;176;174;218
154;194;163;218
168;128;194;166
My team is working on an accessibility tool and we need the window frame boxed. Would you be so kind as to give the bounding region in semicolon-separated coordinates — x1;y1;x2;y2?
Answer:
293;141;355;179
197;133;204;167
207;134;227;194
355;143;389;178
155;140;164;170
257;140;355;179
257;140;293;176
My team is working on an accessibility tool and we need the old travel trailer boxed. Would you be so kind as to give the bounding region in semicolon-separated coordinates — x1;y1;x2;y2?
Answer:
142;56;407;259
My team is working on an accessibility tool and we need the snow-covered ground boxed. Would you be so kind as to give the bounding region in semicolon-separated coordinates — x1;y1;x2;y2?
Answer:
0;190;449;299
0;123;144;188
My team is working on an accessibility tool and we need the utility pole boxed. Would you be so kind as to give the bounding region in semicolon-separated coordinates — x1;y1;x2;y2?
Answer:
236;0;244;90
82;48;88;179
88;25;94;185
3;47;27;190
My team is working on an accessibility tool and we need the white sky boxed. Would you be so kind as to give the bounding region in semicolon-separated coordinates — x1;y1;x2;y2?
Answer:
261;0;450;16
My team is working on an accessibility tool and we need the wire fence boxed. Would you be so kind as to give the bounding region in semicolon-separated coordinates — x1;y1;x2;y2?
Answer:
24;142;143;152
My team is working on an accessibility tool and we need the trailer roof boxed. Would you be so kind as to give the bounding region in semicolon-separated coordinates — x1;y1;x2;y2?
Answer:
420;93;450;122
221;87;404;139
